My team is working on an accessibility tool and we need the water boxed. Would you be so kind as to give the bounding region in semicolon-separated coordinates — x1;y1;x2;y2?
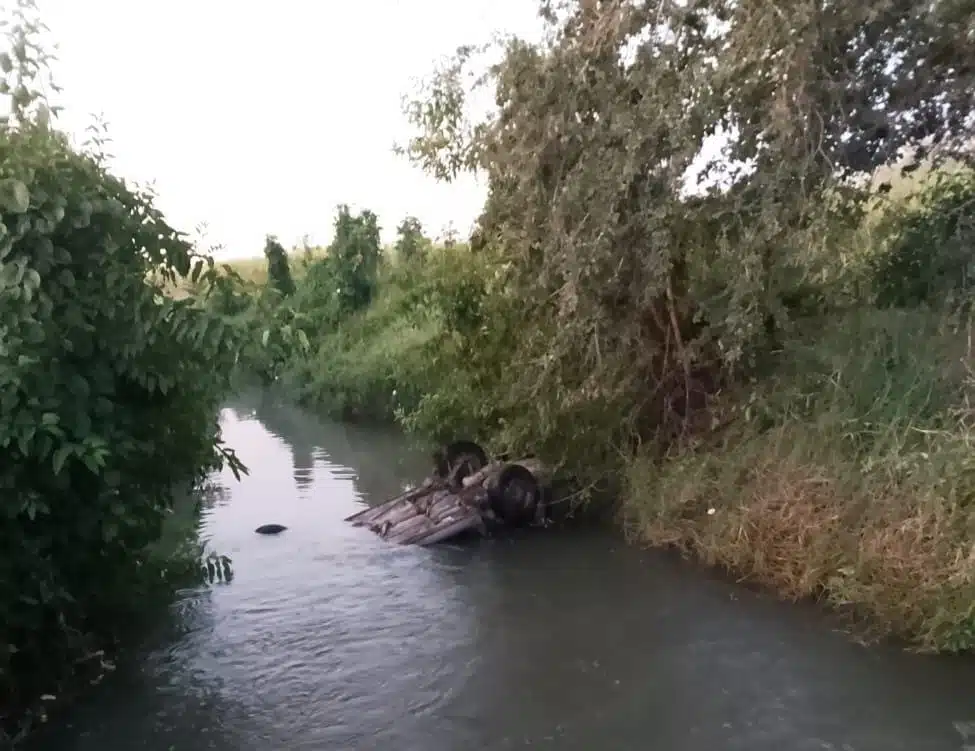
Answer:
29;392;975;751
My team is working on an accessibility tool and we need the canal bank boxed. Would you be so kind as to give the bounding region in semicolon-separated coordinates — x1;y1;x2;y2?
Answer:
27;392;975;751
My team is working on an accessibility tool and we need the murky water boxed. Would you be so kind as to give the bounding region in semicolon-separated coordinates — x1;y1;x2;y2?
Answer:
29;391;975;750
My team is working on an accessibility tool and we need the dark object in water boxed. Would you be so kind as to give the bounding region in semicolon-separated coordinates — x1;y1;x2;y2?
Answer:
433;440;491;486
345;439;552;546
255;524;288;535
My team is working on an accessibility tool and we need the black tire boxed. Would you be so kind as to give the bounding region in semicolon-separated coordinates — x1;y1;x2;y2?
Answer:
443;440;489;487
490;464;541;527
444;440;489;470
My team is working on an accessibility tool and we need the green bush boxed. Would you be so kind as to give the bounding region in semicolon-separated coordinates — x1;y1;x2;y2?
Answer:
0;19;243;735
870;170;975;308
282;279;438;422
389;242;516;446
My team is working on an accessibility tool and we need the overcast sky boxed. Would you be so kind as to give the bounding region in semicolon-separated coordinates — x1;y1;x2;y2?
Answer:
33;0;543;258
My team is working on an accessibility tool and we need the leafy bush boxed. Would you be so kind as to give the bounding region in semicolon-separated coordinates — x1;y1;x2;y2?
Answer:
199;270;309;386
233;235;501;440
0;7;243;736
870;170;975;308
390;243;521;446
283;293;437;422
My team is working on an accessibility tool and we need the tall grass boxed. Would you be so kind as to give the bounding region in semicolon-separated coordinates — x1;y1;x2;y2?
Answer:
622;308;975;651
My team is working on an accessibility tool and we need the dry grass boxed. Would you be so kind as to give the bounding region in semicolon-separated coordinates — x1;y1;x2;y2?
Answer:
842;489;975;650
153;248;328;300
623;429;847;600
221;255;270;285
624;427;975;651
622;309;975;652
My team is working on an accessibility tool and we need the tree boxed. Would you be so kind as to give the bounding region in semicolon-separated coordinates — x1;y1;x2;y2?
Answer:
399;0;975;478
394;216;429;263
263;234;296;296
329;205;382;314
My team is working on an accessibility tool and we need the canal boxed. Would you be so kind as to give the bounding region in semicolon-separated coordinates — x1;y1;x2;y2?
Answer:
29;391;975;750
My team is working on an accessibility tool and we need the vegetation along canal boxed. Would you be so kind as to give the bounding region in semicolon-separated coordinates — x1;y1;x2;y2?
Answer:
27;392;975;751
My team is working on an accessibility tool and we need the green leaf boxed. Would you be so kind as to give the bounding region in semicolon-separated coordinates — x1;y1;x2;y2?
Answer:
23;268;41;293
0;178;30;214
52;445;72;475
58;268;75;288
0;259;26;288
22;498;48;521
17;426;35;454
93;396;113;417
68;373;90;398
35;433;54;458
32;236;54;264
24;322;46;344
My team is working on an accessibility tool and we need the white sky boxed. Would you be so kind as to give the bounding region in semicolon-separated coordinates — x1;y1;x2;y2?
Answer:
32;0;544;259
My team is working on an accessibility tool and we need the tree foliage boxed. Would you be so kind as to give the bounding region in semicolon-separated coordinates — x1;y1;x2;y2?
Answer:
0;3;244;737
394;215;429;263
296;205;383;326
401;0;975;480
328;205;382;314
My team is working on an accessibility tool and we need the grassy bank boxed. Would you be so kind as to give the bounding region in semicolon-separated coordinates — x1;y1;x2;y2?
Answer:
211;213;472;434
282;278;440;422
623;309;975;651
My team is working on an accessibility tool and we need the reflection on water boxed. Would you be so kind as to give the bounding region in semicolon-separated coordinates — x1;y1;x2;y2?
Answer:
29;391;975;751
226;389;431;502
